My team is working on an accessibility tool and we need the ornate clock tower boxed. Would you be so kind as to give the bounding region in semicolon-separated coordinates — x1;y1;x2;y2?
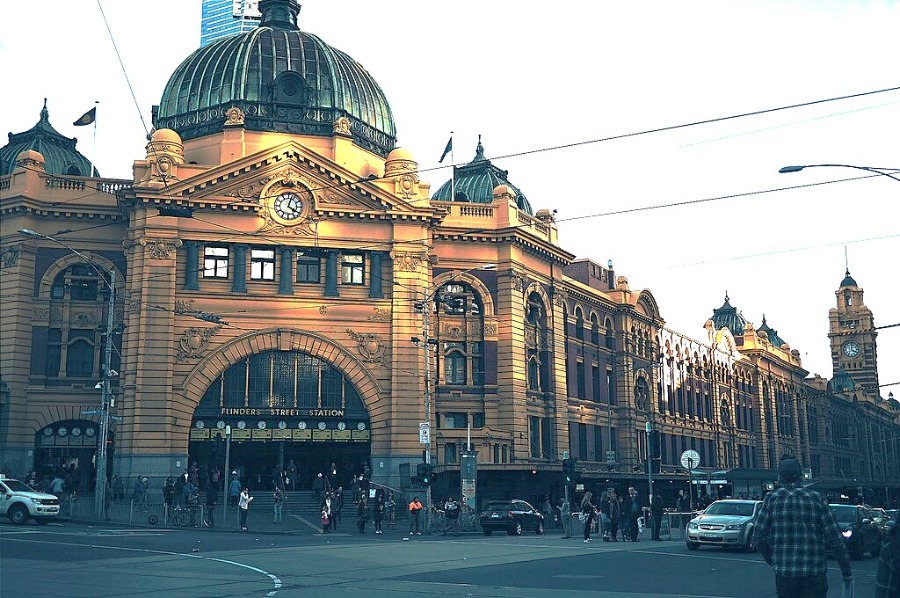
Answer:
828;270;879;392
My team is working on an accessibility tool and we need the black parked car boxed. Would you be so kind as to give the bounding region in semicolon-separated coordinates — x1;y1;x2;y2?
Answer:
828;504;882;560
480;500;544;536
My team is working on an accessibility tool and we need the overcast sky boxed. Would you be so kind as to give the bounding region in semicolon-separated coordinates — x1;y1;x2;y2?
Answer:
2;1;898;398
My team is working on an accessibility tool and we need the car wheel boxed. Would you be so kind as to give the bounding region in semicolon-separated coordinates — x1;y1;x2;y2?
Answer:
35;518;50;525
483;528;493;536
535;521;544;535
9;504;29;525
508;521;522;536
686;540;700;550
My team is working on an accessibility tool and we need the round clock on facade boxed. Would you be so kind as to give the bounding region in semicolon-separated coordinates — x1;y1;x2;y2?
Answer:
58;427;68;437
257;421;267;429
43;428;53;437
317;422;327;431
278;421;287;430
72;427;82;437
237;420;247;430
298;421;307;430
357;422;366;431
195;421;205;429
842;341;861;358
337;422;346;431
85;428;96;437
217;420;226;429
273;191;304;222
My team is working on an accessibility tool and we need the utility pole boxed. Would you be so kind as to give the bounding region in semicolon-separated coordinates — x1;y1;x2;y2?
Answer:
422;286;433;530
95;269;115;520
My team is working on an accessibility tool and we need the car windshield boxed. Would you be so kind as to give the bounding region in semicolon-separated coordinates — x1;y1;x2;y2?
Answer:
484;502;512;511
2;480;36;492
703;502;754;516
830;506;857;523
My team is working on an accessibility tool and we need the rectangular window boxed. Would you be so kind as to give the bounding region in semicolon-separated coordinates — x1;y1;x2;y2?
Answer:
271;351;295;408
341;253;364;285
576;361;586;399
578;422;588;460
471;342;484;385
296;252;321;283
530;416;541;458
247;353;271;406
203;246;229;278
222;361;247;408
607;369;616;405
444;442;457;464
592;364;601;403
541;418;553;459
594;426;603;460
443;412;469;429
472;412;485;428
46;328;62;377
250;249;275;281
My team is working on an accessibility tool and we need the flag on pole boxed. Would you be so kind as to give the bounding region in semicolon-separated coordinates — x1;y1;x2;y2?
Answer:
439;137;453;163
73;107;96;127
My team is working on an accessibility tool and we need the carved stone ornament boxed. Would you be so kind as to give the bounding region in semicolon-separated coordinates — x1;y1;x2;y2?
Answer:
511;274;525;293
389;251;427;273
32;306;49;320
394;174;418;200
483;322;498;336
554;293;568;308
346;329;387;366
72;312;96;327
140;238;182;259
175;299;195;314
333;116;352;136
176;326;222;362
225;106;245;126
1;246;20;268
319;305;328;315
368;307;391;321
443;325;463;339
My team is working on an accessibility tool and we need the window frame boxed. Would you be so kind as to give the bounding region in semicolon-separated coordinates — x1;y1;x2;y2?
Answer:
340;253;365;285
203;245;230;279
250;248;276;281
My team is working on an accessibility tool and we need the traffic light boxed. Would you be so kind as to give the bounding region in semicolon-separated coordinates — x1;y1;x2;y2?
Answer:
649;430;661;460
419;463;433;486
563;458;577;484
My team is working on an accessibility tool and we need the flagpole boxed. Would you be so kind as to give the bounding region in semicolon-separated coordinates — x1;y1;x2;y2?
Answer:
450;131;455;203
91;101;99;177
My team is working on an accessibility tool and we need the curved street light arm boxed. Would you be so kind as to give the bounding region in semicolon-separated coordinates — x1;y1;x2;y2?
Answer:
779;164;900;184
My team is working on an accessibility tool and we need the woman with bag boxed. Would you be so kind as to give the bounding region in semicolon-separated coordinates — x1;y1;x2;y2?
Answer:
238;487;253;531
599;490;613;541
581;491;597;543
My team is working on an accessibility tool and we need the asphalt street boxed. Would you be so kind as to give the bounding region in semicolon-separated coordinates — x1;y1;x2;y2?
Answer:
0;520;882;597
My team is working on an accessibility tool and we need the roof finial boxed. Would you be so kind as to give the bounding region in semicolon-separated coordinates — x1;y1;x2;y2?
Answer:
761;313;767;325
40;98;49;122
474;135;485;161
259;0;301;30
725;290;729;302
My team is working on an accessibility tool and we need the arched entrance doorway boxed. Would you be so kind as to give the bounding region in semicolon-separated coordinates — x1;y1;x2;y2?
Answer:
189;349;371;492
34;419;112;494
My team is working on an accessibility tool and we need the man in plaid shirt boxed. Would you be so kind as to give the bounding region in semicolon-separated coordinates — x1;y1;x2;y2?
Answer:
753;457;852;598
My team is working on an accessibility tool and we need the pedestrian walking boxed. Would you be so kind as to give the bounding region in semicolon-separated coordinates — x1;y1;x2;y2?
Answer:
228;472;241;507
386;491;396;528
357;496;368;534
560;496;572;538
599;490;612;541
581;491;597;543
332;488;343;531
134;476;149;512
238;487;253;531
542;497;553;528
651;492;664;541
273;486;284;524
373;493;385;534
754;456;853;598
204;482;218;527
444;496;460;536
408;496;423;535
875;511;899;598
112;474;125;503
313;472;324;503
626;487;642;541
617;495;628;541
321;495;332;534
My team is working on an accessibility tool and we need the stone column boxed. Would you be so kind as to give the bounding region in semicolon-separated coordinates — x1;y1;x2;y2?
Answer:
232;244;248;294
324;251;339;297
184;242;200;290
278;247;294;295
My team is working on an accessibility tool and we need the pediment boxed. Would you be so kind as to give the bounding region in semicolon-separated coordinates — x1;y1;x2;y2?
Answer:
134;140;429;220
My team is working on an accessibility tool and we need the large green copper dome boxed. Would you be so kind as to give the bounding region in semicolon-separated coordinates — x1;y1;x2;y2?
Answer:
0;100;96;177
432;138;533;215
154;0;396;156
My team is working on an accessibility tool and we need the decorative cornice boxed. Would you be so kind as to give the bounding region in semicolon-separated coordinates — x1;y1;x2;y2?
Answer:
140;238;182;259
346;328;386;367
1;246;20;268
176;326;222;362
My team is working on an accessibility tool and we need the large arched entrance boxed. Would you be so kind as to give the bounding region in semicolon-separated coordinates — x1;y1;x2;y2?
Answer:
189;349;371;492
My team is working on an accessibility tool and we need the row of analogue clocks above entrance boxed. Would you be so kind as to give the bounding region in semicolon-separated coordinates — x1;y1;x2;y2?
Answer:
194;420;366;431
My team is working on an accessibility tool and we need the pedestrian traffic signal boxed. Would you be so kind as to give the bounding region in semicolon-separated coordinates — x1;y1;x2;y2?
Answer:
563;458;577;483
649;430;661;460
421;463;433;485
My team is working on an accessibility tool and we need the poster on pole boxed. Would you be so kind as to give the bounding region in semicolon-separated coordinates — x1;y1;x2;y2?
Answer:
419;422;430;445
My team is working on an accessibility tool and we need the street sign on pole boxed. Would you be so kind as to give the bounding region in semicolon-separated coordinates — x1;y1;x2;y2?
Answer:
81;409;102;416
419;422;430;445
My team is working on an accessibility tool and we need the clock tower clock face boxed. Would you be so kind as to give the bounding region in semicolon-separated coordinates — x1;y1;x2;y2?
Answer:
842;341;860;358
272;192;304;222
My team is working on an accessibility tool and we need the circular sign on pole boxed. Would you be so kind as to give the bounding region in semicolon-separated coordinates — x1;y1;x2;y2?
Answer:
680;449;701;471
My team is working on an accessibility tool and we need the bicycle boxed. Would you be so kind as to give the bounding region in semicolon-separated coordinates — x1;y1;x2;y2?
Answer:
59;492;80;517
427;506;447;535
459;508;480;532
170;504;199;527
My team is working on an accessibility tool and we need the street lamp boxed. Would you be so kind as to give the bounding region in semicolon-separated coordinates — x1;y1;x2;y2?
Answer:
778;164;900;183
19;228;118;520
410;262;495;530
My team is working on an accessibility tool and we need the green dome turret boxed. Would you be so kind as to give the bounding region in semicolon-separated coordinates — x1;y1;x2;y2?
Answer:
154;0;396;156
708;292;749;337
432;137;533;215
0;100;96;177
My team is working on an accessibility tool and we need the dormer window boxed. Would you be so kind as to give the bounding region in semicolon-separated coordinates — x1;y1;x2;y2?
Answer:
273;71;309;105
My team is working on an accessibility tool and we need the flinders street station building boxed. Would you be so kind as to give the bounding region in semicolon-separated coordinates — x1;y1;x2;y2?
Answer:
1;0;898;507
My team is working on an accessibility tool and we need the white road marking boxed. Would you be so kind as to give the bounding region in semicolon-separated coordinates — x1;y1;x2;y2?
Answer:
4;536;282;596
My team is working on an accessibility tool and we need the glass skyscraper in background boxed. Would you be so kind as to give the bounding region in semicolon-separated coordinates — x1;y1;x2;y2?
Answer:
200;0;261;46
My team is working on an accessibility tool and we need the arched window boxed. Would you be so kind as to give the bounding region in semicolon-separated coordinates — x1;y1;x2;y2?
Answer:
605;318;614;350
590;314;600;346
575;307;584;341
525;292;549;393
435;281;485;386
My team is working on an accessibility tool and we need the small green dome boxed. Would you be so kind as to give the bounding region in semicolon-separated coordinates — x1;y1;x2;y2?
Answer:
839;269;857;288
708;292;748;337
154;0;396;156
0;100;96;177
432;138;532;214
756;314;786;348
